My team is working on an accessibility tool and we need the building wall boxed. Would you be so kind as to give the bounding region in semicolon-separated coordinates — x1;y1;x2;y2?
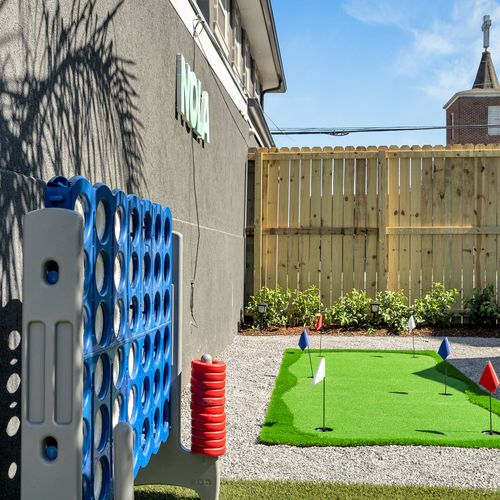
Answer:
0;1;256;494
446;96;500;144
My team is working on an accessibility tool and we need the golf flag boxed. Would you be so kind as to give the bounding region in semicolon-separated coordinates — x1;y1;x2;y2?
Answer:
312;357;326;385
438;337;452;360
479;361;500;394
298;329;309;351
408;316;416;332
315;313;323;331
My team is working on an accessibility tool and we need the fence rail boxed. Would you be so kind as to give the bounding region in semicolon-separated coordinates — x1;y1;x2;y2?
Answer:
248;145;500;310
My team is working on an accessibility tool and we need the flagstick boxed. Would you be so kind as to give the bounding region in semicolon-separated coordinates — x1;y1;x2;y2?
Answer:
319;331;322;357
322;374;326;429
490;394;493;434
307;345;313;378
412;333;415;358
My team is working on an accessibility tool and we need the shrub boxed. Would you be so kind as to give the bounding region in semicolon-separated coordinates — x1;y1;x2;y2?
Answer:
375;290;411;333
464;285;500;326
246;286;289;328
412;282;458;326
330;289;371;328
288;285;324;327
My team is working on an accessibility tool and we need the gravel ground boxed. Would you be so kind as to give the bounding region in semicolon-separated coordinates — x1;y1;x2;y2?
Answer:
182;335;500;490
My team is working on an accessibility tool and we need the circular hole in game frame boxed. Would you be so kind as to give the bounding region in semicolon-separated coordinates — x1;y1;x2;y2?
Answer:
162;362;170;394
94;405;110;451
143;211;152;241
153;369;160;400
129;252;139;286
93;456;110;500
113;347;124;388
163;289;170;319
153;330;161;361
95;251;107;294
154;213;161;242
94;302;108;346
43;260;59;285
141;335;151;367
114;300;123;338
153;408;160;440
154;292;161;323
141;376;151;411
154;253;161;283
141;418;150;452
164;216;171;247
94;353;110;399
113;395;123;428
130;208;139;241
129;296;139;331
74;194;89;227
162;398;170;429
128;385;138;422
114;252;124;292
163;325;171;356
114;204;125;243
143;253;151;283
142;294;151;326
128;341;138;378
96;199;108;242
163;252;171;282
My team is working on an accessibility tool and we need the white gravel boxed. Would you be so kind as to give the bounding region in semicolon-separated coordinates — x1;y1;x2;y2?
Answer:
182;335;500;490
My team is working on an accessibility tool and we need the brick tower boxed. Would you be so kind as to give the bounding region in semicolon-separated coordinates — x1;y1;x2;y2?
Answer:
444;15;500;144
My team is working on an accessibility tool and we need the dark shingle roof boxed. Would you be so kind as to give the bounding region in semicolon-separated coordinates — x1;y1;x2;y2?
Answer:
473;50;500;89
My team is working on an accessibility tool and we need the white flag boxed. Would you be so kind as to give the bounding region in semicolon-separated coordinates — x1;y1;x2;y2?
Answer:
408;315;416;332
311;357;326;385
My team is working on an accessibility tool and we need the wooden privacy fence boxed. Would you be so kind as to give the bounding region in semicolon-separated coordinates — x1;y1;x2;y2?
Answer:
249;145;500;310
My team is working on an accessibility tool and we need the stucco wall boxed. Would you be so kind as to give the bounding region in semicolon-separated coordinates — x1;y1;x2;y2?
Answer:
0;0;255;494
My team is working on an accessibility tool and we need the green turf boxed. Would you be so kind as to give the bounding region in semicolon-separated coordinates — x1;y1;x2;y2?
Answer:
135;480;500;499
260;349;500;448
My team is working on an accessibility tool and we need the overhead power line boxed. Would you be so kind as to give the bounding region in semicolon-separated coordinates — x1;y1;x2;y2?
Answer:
270;124;496;136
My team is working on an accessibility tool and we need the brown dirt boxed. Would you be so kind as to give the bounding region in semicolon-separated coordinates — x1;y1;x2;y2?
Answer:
240;324;500;338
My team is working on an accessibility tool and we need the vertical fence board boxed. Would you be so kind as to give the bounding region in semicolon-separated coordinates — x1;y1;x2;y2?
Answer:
332;155;344;299
377;151;388;292
475;157;486;288
387;153;399;290
354;154;367;291
449;155;463;308
366;153;378;298
399;152;411;295
343;153;355;293
420;152;433;293
321;153;333;306
288;153;300;291
299;151;311;288
410;154;422;303
432;151;445;285
265;161;279;287
484;156;497;289
462;156;475;301
309;151;322;289
277;156;290;289
253;151;263;293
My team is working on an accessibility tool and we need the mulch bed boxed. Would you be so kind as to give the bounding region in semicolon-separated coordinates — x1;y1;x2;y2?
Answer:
240;325;500;338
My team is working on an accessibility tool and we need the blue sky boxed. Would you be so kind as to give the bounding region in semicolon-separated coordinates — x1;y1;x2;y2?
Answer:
266;0;500;147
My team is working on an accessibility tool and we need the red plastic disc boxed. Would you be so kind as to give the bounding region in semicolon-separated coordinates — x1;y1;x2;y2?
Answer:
191;371;226;382
192;421;226;432
191;378;226;390
192;359;226;374
191;386;225;398
191;428;226;441
191;436;226;449
191;394;226;407
192;412;226;423
191;445;226;457
191;402;224;415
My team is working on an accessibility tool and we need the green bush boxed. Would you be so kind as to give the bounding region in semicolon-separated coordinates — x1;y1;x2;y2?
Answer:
330;289;371;328
375;290;411;332
288;285;324;327
412;282;458;326
246;286;289;328
464;285;500;326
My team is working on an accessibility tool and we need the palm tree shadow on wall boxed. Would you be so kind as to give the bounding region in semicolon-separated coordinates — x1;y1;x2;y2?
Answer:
0;0;145;495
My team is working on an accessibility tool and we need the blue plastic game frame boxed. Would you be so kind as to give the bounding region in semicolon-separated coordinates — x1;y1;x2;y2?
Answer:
45;176;173;499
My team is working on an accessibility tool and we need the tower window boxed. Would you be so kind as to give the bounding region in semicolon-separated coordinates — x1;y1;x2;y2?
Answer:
488;106;500;135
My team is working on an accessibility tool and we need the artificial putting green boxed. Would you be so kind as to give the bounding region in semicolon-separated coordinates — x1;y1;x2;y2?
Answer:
260;349;500;448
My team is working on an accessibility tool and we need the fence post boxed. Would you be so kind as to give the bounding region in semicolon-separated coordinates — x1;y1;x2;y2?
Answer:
377;149;388;292
253;150;263;294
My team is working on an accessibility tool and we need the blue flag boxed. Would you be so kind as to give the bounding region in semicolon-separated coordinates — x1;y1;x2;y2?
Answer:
438;337;452;360
298;329;309;351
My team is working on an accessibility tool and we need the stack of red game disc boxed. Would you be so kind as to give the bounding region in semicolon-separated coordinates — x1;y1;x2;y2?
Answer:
191;358;226;456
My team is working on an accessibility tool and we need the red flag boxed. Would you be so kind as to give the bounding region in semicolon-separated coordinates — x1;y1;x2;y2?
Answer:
315;313;323;331
479;361;500;394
